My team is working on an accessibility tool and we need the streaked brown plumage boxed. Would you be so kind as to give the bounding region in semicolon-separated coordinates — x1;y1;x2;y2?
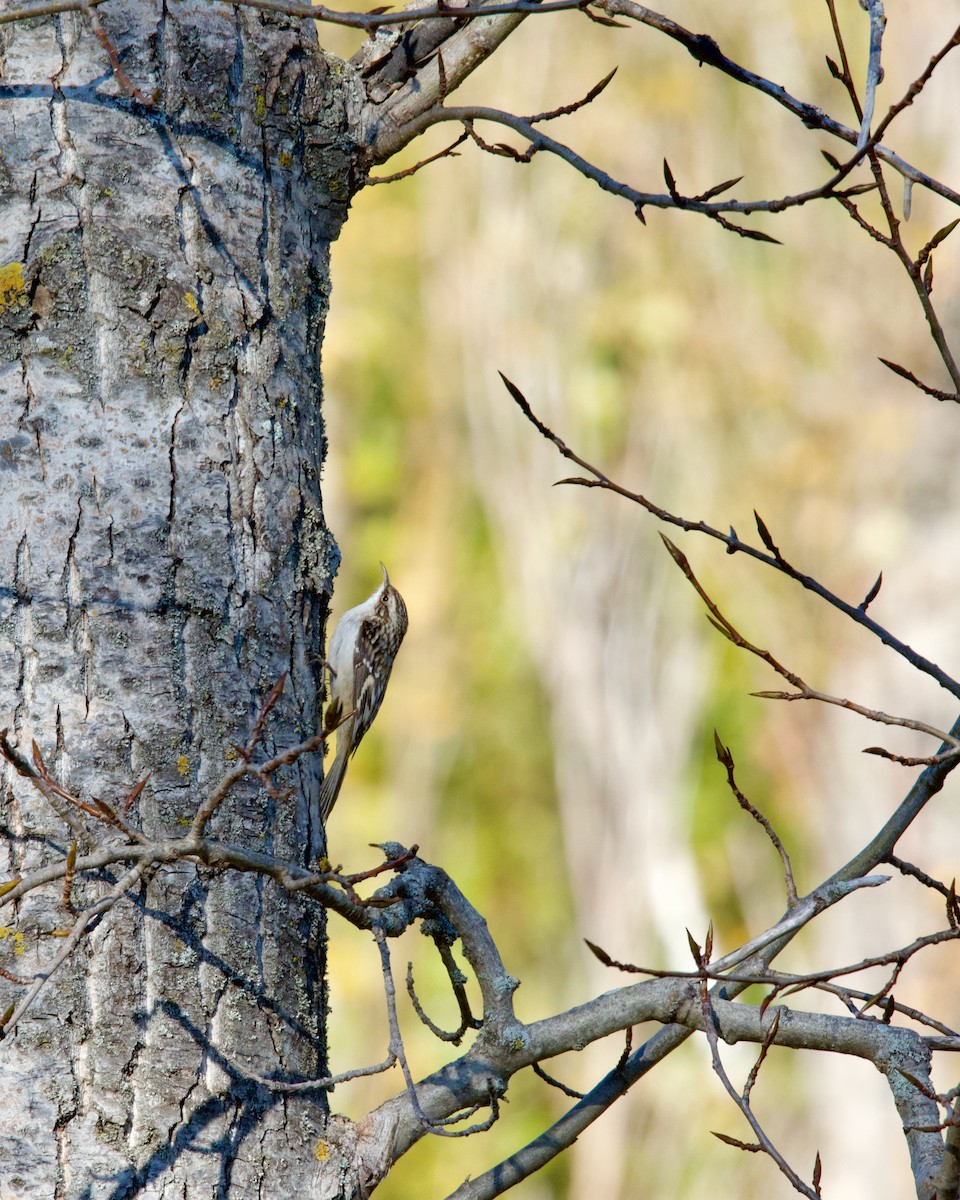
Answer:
319;565;408;822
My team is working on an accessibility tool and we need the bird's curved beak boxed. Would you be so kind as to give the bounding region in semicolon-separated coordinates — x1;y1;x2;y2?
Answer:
380;562;390;587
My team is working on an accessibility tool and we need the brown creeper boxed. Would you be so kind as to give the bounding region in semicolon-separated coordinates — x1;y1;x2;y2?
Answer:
319;564;409;822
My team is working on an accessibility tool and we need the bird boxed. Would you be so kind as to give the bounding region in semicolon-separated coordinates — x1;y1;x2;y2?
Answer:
318;564;409;823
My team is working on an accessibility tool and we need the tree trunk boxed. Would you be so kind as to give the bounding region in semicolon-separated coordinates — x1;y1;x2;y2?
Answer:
0;5;360;1194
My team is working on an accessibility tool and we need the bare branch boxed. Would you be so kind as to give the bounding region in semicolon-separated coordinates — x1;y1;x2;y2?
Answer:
661;533;960;757
369;130;470;184
1;861;148;1040
825;0;862;122
449;735;958;1199
0;0;591;30
699;976;819;1197
879;357;960;404
0;730;88;840
531;1060;585;1100
713;732;797;907
855;1;886;154
853;148;960;393
406;960;478;1044
246;1053;399;1093
190;722;331;839
0;0;109;23
376;923;500;1138
888;855;960;910
872;23;960;147
502;375;960;701
359;4;531;162
436;983;941;1199
398;103;865;229
524;67;617;124
598;0;960;208
862;745;960;768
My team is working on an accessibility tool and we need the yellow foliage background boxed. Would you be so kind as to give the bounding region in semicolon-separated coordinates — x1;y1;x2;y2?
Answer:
318;5;960;1197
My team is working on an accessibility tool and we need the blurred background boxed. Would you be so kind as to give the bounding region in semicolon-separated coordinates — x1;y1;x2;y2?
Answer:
317;3;960;1196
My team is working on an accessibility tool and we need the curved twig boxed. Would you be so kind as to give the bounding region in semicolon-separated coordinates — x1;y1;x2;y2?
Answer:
500;374;960;701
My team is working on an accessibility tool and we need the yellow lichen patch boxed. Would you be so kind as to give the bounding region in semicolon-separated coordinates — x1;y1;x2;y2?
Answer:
0;928;24;955
279;151;292;169
314;1140;329;1161
0;262;25;314
177;755;190;776
184;291;201;318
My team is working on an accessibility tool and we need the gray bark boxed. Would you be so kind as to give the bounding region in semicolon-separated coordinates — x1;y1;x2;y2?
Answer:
0;4;360;1194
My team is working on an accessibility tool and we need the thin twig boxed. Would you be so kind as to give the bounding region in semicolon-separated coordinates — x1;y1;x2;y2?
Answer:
83;0;153;104
587;924;960;996
0;0;589;29
887;855;960;915
0;0;110;23
369;131;470;184
872;22;960;147
246;1053;398;1092
191;724;332;839
713;733;798;907
375;923;500;1137
240;673;288;762
500;375;960;702
878;359;959;404
0;730;88;839
813;980;957;1038
661;533;960;755
532;1061;585;1099
697;966;821;1198
524;68;617;124
29;741;147;844
599;0;960;208
405;103;865;228
2;861;148;1040
407;961;477;1044
825;0;863;120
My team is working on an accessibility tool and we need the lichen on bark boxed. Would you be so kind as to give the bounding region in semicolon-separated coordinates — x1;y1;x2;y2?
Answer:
0;4;364;1193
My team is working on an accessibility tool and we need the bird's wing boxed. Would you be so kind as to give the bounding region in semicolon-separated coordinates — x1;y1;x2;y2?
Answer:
350;613;391;752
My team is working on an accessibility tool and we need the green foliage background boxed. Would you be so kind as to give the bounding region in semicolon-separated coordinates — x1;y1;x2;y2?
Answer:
318;5;960;1196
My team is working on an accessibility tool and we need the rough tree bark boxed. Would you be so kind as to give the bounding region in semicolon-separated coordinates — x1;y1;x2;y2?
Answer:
0;5;359;1193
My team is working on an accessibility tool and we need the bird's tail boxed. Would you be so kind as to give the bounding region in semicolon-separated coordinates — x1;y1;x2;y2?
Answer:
319;732;351;824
